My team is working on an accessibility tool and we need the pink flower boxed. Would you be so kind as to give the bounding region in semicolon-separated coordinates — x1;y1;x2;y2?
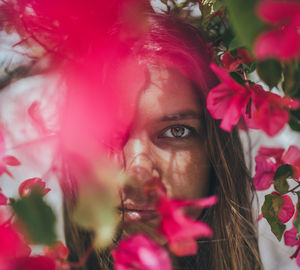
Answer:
282;145;300;179
221;49;253;72
207;63;251;131
18;177;51;198
0;223;32;268
253;147;284;190
157;195;218;256
254;0;300;60
251;87;300;136
276;194;294;223
284;227;300;266
253;145;300;190
111;234;172;270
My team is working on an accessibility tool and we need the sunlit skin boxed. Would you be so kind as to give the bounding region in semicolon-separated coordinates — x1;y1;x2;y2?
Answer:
120;65;210;227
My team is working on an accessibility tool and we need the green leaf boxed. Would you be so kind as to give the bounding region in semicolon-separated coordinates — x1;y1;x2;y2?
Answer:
289;109;300;132
228;36;244;51
273;164;293;195
226;0;266;50
293;191;300;234
262;194;286;241
12;189;56;245
256;59;282;89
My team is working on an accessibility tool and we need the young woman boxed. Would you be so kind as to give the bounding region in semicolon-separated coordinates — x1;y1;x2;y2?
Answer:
60;13;263;270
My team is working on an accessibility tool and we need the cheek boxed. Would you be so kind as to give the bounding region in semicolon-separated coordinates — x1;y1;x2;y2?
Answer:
156;148;209;199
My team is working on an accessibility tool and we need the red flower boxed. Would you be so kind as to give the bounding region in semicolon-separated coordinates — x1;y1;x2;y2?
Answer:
221;49;253;72
157;195;217;256
207;63;251;131
254;0;300;60
253;145;300;190
18;177;51;198
111;234;172;270
251;87;300;136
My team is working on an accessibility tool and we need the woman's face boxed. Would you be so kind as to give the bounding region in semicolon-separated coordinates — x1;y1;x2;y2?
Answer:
121;66;210;223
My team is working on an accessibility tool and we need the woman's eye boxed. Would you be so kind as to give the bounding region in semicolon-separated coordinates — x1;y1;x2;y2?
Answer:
161;126;192;138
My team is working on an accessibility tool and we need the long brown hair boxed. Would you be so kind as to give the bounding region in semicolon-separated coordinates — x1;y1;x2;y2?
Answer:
61;14;263;270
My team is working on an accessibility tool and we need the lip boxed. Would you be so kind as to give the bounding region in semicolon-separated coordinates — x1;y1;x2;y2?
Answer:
118;206;159;222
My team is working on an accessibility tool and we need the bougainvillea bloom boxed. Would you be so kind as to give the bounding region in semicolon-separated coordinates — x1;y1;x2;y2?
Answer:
111;234;172;270
43;241;69;269
251;87;300;136
276;194;294;223
254;145;300;190
282;145;300;179
255;0;300;60
18;177;51;198
0;223;31;268
222;49;253;72
157;195;218;256
253;147;285;190
207;63;251;131
284;227;300;266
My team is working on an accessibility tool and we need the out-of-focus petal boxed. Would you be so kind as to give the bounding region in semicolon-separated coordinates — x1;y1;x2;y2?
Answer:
18;178;51;198
277;194;295;223
282;145;300;178
284;227;299;247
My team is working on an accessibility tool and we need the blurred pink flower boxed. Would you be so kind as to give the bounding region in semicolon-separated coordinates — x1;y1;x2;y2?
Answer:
255;0;300;60
254;145;300;190
251;87;300;136
284;227;300;266
253;147;284;190
18;177;51;198
157;195;217;256
111;234;172;270
276;194;294;223
43;241;69;270
282;145;300;179
0;223;31;269
207;63;251;131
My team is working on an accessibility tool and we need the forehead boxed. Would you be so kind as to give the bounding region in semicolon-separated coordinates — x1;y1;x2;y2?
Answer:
137;66;201;120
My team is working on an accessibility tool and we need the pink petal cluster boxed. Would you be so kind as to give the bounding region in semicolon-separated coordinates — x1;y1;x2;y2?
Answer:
157;195;218;256
111;234;172;270
254;0;300;60
284;227;300;266
222;49;253;72
254;145;300;190
207;64;300;135
18;177;51;198
274;193;294;223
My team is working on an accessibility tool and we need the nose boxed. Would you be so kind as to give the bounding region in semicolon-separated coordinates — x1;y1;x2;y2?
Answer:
122;136;155;185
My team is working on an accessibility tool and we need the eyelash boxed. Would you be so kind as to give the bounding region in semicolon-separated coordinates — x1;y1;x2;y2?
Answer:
159;125;194;139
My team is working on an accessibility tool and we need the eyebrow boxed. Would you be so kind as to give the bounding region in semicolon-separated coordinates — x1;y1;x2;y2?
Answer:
160;110;202;121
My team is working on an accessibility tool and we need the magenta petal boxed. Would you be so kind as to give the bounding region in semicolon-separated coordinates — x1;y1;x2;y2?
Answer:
277;194;295;223
284;227;299;247
257;1;300;23
282;145;300;179
253;172;274;191
254;101;289;136
207;85;235;119
112;234;172;270
169;238;197;256
296;250;300;267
